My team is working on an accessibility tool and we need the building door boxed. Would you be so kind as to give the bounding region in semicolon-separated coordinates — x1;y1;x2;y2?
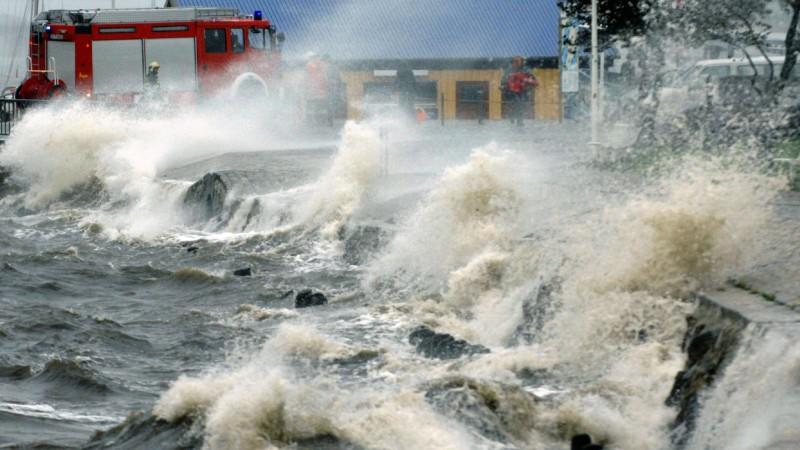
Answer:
456;81;488;120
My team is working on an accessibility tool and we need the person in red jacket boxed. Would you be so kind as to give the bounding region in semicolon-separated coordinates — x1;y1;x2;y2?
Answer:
501;56;538;127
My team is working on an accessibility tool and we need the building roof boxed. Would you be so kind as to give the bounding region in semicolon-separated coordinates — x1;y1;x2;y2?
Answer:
168;0;559;60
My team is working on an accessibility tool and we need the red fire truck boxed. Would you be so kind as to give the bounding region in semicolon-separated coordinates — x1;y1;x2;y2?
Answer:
15;7;283;102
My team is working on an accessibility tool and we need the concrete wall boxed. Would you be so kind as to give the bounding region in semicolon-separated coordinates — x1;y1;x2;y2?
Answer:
667;289;800;447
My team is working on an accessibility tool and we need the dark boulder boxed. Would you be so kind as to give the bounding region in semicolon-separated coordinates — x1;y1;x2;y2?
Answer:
571;434;592;450
512;279;561;345
233;267;252;277
571;433;603;450
341;225;388;265
183;173;228;222
424;376;538;446
408;325;489;360
666;297;747;447
295;289;328;308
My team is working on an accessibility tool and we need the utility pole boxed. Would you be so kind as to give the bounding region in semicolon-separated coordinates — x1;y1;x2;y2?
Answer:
590;0;600;154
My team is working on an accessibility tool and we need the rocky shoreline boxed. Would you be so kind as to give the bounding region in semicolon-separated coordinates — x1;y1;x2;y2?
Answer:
666;288;800;448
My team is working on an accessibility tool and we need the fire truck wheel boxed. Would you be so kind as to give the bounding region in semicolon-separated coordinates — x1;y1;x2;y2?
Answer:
48;84;67;99
231;73;268;99
14;85;29;111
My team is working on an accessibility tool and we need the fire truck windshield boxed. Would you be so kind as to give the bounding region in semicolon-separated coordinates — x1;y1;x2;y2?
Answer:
249;27;267;50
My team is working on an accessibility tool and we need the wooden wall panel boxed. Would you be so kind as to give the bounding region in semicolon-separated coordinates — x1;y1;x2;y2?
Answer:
340;67;561;121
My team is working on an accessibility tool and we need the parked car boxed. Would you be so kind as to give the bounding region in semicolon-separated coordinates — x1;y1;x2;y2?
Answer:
659;56;797;115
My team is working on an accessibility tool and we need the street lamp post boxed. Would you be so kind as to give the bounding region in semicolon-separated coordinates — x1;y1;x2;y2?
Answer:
590;0;600;154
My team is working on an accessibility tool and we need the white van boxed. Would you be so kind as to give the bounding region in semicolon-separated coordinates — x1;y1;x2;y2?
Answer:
660;56;796;115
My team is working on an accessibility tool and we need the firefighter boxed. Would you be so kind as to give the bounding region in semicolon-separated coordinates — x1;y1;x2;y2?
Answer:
146;61;161;90
501;56;538;127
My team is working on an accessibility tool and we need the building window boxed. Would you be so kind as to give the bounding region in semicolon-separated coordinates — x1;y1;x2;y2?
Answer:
363;81;396;103
204;28;226;53
231;28;244;53
99;27;136;33
415;80;438;119
152;25;189;32
456;81;489;120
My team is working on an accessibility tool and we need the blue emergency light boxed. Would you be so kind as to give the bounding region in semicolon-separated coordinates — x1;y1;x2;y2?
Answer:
45;24;51;32
254;10;263;20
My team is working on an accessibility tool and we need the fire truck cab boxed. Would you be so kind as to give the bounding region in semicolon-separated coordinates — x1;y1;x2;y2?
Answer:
16;7;283;102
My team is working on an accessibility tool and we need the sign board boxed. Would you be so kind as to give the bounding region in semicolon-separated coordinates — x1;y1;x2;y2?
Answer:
562;69;579;93
561;17;580;93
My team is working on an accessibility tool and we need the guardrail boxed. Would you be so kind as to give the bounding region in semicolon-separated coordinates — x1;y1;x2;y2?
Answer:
0;99;49;138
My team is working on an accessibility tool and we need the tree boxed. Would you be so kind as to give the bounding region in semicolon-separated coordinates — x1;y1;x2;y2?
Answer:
780;0;800;81
558;0;652;46
674;0;800;86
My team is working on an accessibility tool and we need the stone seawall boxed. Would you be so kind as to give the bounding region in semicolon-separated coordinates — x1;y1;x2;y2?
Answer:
668;288;800;447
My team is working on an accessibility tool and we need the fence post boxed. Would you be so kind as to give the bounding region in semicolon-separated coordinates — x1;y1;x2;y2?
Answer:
478;88;485;125
440;93;445;126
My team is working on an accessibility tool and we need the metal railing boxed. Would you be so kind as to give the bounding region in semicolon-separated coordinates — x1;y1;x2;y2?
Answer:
0;99;49;138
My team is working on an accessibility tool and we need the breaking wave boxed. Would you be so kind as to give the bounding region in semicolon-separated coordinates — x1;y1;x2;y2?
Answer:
367;146;526;295
570;157;785;298
294;121;382;238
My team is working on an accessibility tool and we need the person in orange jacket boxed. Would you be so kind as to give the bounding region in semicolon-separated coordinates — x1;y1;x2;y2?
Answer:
501;56;538;127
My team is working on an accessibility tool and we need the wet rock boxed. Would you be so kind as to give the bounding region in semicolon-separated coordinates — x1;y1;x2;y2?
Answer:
686;330;716;365
571;433;603;450
341;225;388;265
58;176;107;206
241;198;262;231
666;298;747;447
295;289;328;308
408;325;489;360
424;376;538;446
233;267;252;277
183;173;228;222
571;434;592;450
512;279;561;345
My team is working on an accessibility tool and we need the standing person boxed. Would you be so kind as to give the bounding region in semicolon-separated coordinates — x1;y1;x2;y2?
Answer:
501;56;538;127
143;61;162;104
146;61;160;90
395;63;416;120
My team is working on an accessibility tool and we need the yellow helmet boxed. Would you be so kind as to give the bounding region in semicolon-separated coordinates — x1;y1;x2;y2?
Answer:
148;61;160;69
